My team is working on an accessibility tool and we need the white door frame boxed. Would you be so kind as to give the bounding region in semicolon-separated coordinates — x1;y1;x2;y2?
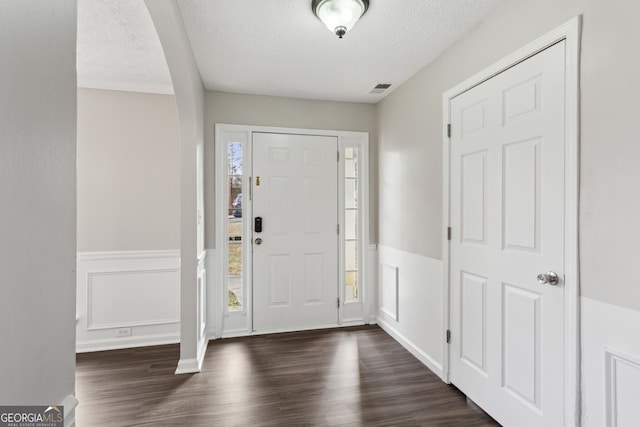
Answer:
441;17;581;427
214;124;370;337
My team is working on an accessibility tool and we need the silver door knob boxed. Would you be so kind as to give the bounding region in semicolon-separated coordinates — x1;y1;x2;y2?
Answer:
537;271;559;286
255;238;262;245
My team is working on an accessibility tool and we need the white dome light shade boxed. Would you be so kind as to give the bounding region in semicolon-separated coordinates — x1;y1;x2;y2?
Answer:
313;0;369;38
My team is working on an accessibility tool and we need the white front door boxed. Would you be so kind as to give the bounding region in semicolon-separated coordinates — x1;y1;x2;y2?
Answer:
449;41;566;426
252;132;339;332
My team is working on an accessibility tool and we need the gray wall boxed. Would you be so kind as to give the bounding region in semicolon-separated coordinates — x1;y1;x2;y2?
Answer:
0;0;77;407
204;90;378;248
376;0;640;311
77;88;180;252
77;90;377;253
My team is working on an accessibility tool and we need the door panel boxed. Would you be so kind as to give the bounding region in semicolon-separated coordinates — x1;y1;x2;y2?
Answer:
461;151;488;244
460;271;487;374
449;41;566;426
502;283;541;408
252;132;338;332
268;254;290;306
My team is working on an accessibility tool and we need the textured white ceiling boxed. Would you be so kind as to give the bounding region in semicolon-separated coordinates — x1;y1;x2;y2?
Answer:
178;0;504;103
77;0;173;94
76;0;505;102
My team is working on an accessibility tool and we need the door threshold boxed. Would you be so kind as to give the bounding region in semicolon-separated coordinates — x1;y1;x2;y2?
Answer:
221;321;367;339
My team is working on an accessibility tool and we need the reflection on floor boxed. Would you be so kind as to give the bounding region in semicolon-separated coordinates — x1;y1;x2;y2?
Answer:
76;325;500;426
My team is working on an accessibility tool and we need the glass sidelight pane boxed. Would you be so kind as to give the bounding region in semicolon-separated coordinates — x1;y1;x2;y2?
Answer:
227;246;243;310
345;178;357;209
345;209;358;240
227;142;244;312
345;240;358;271
228;178;243;218
343;145;360;304
345;271;358;303
345;147;358;178
228;218;243;276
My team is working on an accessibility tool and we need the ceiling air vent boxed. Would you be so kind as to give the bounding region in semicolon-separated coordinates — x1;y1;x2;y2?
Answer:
370;83;392;94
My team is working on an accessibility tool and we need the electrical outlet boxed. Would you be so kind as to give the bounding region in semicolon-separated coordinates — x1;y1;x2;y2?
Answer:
116;327;132;337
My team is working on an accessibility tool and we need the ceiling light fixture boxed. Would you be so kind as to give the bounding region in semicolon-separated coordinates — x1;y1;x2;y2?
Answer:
312;0;369;39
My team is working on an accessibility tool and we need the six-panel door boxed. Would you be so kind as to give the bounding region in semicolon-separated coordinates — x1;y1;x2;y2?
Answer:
449;41;566;426
252;132;339;332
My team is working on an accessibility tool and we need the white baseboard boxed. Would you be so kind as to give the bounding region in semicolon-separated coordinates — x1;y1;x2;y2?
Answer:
219;322;371;339
62;394;79;427
175;357;201;375
76;250;180;352
220;329;252;339
377;316;443;378
76;332;179;353
175;335;209;374
581;297;640;427
340;319;367;328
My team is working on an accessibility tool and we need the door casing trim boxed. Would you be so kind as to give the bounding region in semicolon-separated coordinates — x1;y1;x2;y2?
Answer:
215;124;371;337
441;16;581;427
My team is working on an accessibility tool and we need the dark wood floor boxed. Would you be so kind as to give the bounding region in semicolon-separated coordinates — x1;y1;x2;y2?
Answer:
76;326;499;426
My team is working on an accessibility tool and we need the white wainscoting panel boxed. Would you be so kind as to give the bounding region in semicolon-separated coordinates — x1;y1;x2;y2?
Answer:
605;348;640;427
582;297;640;427
87;269;179;329
204;249;220;340
365;244;379;324
197;252;208;370
198;267;207;341
77;250;180;352
380;262;398;320
377;245;444;378
176;252;210;375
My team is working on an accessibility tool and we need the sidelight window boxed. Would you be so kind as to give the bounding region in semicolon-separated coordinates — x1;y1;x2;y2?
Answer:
227;142;244;312
344;146;359;303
